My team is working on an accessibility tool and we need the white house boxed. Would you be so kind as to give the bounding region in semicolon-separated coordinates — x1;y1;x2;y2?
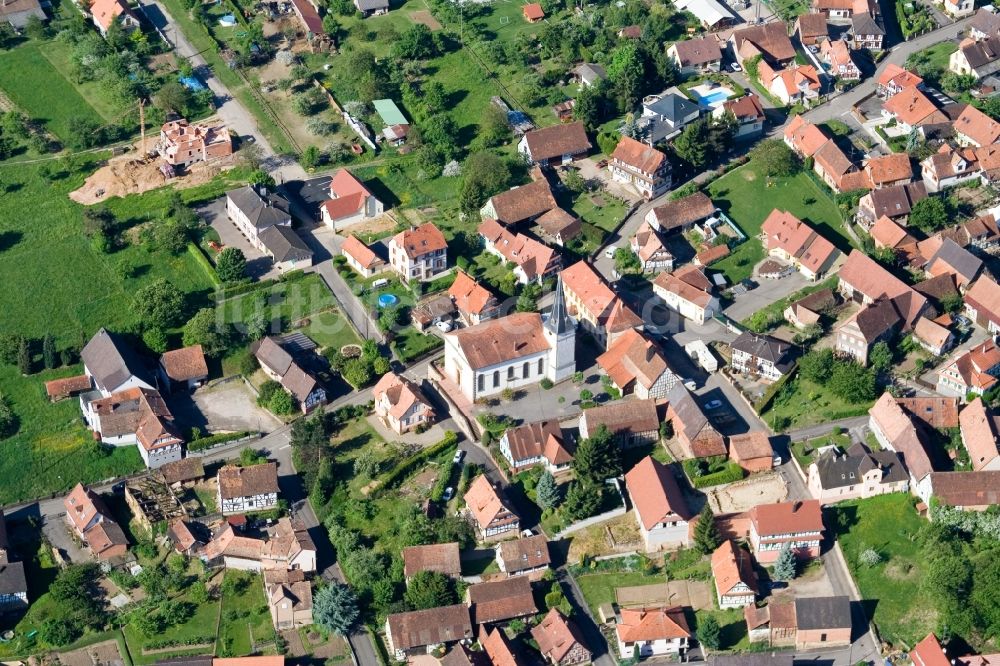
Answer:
615;607;691;659
652;266;719;324
498;420;573;472
624;456;692;551
217;463;280;515
712;541;757;609
729;332;795;382
388;223;448;283
320;169;384;230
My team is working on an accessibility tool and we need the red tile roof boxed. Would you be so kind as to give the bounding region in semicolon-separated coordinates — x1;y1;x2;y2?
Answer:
522;2;544;19
749;500;823;536
532;609;590;664
712;540;758;597
784;115;829;157
954;104;1000;146
612;136;667;174
392;223;447;259
448;312;550;370
959;397;1000;470
910;633;950;666
160;345;208;382
616;607;690;643
402;542;461;578
341;235;381;269
883;86;943;126
624;456;692;530
449;270;495;316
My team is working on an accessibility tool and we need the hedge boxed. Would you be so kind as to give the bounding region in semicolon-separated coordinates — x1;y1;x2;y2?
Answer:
187;242;221;286
187;430;257;451
211;269;308;301
690;462;745;488
373;431;459;495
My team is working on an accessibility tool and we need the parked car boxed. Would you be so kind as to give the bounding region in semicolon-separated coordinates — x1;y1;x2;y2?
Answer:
704;399;723;410
442;487;455;501
436;320;453;332
605;245;618;259
683;379;697;391
730;62;743;72
453;449;465;464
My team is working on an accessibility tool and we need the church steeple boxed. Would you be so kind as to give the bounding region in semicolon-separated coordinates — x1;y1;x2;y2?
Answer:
545;276;573;334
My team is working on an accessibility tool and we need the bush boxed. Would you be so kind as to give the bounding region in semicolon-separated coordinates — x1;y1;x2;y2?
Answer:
688;462;745;488
373;432;459;494
188;431;256;451
540;378;553;390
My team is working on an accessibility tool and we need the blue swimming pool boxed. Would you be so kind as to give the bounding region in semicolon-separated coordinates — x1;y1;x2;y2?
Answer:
377;293;399;308
693;90;731;105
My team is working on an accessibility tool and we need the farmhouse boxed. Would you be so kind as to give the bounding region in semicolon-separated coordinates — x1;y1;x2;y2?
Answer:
385;605;472;660
252;337;327;413
729;332;795;382
666;384;726;458
630;222;674;273
652;265;720;324
868;392;936;500
711;541;757;609
480;175;558;225
80;386;184;468
960;397;1000;470
402;542;461;579
964;275;1000;333
937;339;1000;397
158;345;208;393
464;475;520;539
579;398;660;448
496;534;551;578
518;122;591;166
217;462;279;515
498;420;572;473
466;576;538;625
478;218;561;284
609;136;672;199
597;329;679;400
615;606;691;659
748;500;824;563
645;192;717;234
532;608;591;666
625;456;692;551
64;484;129;560
806;443;909;503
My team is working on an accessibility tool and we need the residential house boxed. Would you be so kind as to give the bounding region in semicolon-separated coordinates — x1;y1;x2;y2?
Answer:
673;0;738;29
579;398;661;448
442;289;576;402
354;0;388;16
864;152;913;188
597;329;679;400
959;397;1000;470
868;392;936;500
202;517;316;572
64;484;129;560
479;175;557;225
667;35;723;75
498;420;573;473
89;0;138;36
972;5;1000;39
341;235;385;278
923;237;983;289
882;86;948;132
921;144;982;192
876;64;923;98
807;442;909;503
261;225;313;272
760;209;841;280
373;372;435;435
914;272;962;312
652;265;720;324
158;345;208;394
630;222;674;273
954;104;1000;147
466;576;538;625
646;192;718;235
407;292;454;332
812;140;858;192
793;597;852;649
857;181;927;227
748;500;824;563
560;261;642;348
796;13;829;45
759;61;822;107
812;0;873;18
850;11;884;49
666;384;726;458
965;275;1000;333
638;88;702;143
81;328;153;396
937;339;1000;397
744;600;798;647
217;463;279;515
158;119;232;168
928;470;1000;510
570;63;607;88
784;115;830;158
402;542;461;580
321;169;384;230
265;568;313;630
522;2;544;21
711;541;757;609
518;122;591;166
729;332;795;382
729;21;796;67
609;136;671;199
482;627;520;666
821;39;861;79
615;606;691;659
478;218;561;285
0;527;27;611
532;609;591;666
449;270;499;326
385;605;472;660
225;185;313;271
464;475;520;539
728;432;775;473
950;35;1000;79
535;208;582;246
496;534;551;578
784;288;838;329
715;93;766;140
167;518;202;556
252;337;326;413
835;297;905;365
625;456;692;551
0;0;45;28
913;315;954;356
388;223;448;282
961;213;1000;250
837;250;928;326
80;387;184;468
944;0;975;18
869;216;915;252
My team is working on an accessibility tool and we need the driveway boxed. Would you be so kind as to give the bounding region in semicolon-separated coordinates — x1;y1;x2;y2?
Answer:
723;271;810;322
168;380;283;435
41;513;89;563
195;198;278;281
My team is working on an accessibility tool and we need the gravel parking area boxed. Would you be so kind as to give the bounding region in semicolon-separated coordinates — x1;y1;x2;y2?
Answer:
168;380;283;434
705;472;788;514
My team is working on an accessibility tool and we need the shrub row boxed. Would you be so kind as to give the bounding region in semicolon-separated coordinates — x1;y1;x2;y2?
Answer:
143;636;214;650
373;431;459;495
212;269;308;301
690;462;745;489
187;430;257;451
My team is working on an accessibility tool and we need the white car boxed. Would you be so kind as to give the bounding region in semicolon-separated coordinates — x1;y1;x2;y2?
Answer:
436;320;453;332
683;379;697;391
442;487;455;501
730;62;742;72
453;450;465;464
605;246;618;259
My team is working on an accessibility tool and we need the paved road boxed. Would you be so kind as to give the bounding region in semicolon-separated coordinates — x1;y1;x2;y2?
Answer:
784;416;870;442
139;0;306;182
557;568;617;666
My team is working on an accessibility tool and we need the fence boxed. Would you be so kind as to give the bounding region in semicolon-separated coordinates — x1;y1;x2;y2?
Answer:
187;432;263;456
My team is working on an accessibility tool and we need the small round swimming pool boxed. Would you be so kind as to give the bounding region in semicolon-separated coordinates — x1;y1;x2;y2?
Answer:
377;293;399;308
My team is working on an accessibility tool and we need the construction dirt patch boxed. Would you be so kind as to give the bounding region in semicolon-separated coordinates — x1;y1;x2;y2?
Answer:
339;213;400;239
57;639;125;666
408;10;442;30
70;135;236;205
705;472;788;514
616;580;712;611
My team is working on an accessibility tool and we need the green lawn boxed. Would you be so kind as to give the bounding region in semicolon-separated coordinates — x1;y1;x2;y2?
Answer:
695;607;751;652
390;327;444;363
573;571;665;618
217;571;274;657
0;41;106;142
570;191;628;234
829;494;933;647
218;274;337;330
707;163;850;283
790;431;852;468
762;376;873;432
299;310;362;350
125;591;219;665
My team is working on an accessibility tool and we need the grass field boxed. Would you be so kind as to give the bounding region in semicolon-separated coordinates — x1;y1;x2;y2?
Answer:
707;163;850;283
217;571;274;656
574;571;664;617
218;273;338;332
829;494;933;647
762;376;873;431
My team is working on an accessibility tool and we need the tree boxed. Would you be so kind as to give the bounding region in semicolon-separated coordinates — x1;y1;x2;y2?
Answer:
24;14;48;40
0;334;21;365
189;581;209;604
393;24;437;60
183;308;232;357
314;583;360;636
422;81;447;114
133;279;185;329
247;167;275;187
342;357;373;388
693;504;720;554
829;361;877;403
749;139;799;178
458;152;512;216
41;618;80;646
154;80;193;115
614;247;640;274
405;571;456;610
478;103;511;148
673;118;711;168
697;614;721;650
16;336;30;375
536;471;562;510
0;395;18;439
799;348;835;384
301;145;322;169
516;282;541;313
869;341;893;373
216;247;247;283
269;388;296;415
909;196;949;233
322;12;340;36
42;333;56;370
772;542;797;581
142;327;169;354
606;42;645;110
563;481;601;521
574;425;620;485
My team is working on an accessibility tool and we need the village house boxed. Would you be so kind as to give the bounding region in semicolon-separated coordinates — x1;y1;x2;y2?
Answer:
796;13;829;45
81;328;153;396
482;627;520;666
758;62;822;107
225;185;313;271
812;0;874;18
954;105;1000;147
950;35;1000;79
535;208;582;247
158;345;208;393
943;0;975;18
0;0;45;28
597;329;679;400
667;35;723;75
637;88;702;143
89;0;138;36
252;337;326;413
609;136;672;199
630;222;674;273
645;191;718;235
715;93;766;140
868;393;937;500
784;115;830;158
820;39;861;79
959;397;1000;470
385;605;472;660
402;542;461;580
807;442;909;503
748;500;824;563
730;21;796;67
964;275;1000;333
480;175;558;225
793;597;852;649
448;270;499;326
835;297;905;365
354;0;388;16
711;540;757;609
760;209;841;280
744;600;798;647
856;181;927;227
478;218;561;285
929;470;1000;510
466;575;538;625
579;398;660;448
784;288;838;329
442;287;576;402
937;339;1000;397
864;152;914;188
265;568;313;630
729;332;795;382
202;517;317;572
625;456;692;551
667;384;726;458
532;608;591;666
167;518;203;556
64;484;129;560
158;119;232;168
464;475;520;539
518;122;592;166
81;386;184;468
972;6;1000;39
850;11;885;49
961;212;1000;250
560;261;642;348
912;315;954;356
652;265;720;325
921;144;982;192
876;64;923;98
0;520;27;611
411;294;457;334
615;606;691;659
910;632;1000;666
813;141;859;192
868;216;915;252
570;63;607;88
837;250;928;324
320;169;384;230
340;235;385;278
727;431;775;473
673;0;738;30
882;86;948;133
217;462;279;515
923;238;983;289
388;223;448;283
495;533;551;578
498;420;573;473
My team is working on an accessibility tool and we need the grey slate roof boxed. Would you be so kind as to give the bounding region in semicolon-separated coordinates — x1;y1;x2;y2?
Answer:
972;7;1000;37
730;332;793;366
572;63;607;84
0;560;26;596
645;90;701;124
81;328;152;393
226;184;292;232
709;656;794;666
355;0;389;10
666;384;709;437
926;238;983;283
259;225;313;263
960;35;1000;69
794;596;852;631
851;11;884;35
868;181;926;219
813;443;908;490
